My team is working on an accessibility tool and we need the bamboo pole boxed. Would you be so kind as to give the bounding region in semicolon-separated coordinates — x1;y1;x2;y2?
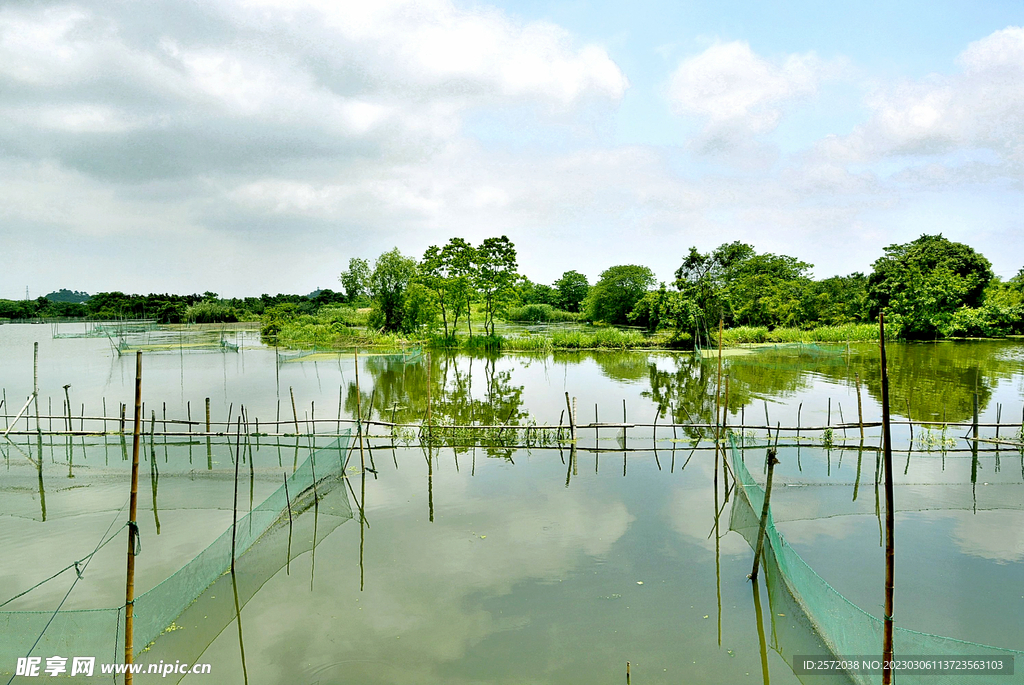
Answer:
33;342;40;432
355;352;366;475
124;352;143;682
231;417;242;569
855;372;864;441
879;313;895;685
426;350;432;444
748;442;779;582
564;392;575;441
290;387;299;435
3;395;34;438
973;393;979;440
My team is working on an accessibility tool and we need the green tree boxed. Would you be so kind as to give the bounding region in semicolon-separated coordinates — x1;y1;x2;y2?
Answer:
339;257;371;302
726;252;811;328
516;278;559;306
802;273;868;326
585;264;656;324
671;242;754;341
474;236;519;336
866;234;994;338
554;270;590;312
628;282;669;331
419;238;475;338
368;248;418;332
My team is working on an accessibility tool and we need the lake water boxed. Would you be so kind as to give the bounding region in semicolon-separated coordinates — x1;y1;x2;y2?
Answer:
1;323;1022;684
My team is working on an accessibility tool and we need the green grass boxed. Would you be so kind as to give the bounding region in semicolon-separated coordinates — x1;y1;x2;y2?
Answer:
504;304;582;323
718;323;878;345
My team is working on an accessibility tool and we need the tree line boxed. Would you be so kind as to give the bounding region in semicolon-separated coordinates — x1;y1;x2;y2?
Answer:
4;233;1020;342
0;290;349;323
337;233;1024;341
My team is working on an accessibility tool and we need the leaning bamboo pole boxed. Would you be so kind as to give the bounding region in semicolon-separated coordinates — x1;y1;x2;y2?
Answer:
124;352;143;684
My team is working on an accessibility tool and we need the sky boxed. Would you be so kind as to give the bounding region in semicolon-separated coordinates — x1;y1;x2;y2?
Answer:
1;0;1023;299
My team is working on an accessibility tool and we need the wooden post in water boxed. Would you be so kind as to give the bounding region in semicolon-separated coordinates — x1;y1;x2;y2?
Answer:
205;397;211;433
622;399;627;445
564;392;575;442
426;350;432;445
855;373;864;441
231;417;242;570
626;661;630;685
290;387;299;435
748;444;779;581
123;352;143;683
879;313;896;685
972;393;979;441
355;351;366;473
33;342;40;432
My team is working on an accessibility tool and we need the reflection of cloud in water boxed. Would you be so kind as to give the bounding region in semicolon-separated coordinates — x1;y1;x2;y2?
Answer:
666;458;751;556
948;510;1024;562
187;458;634;685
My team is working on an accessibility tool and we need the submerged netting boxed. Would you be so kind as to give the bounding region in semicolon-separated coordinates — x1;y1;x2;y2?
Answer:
0;432;353;677
114;329;242;354
728;433;1024;685
52;321;160;339
277;345;424;364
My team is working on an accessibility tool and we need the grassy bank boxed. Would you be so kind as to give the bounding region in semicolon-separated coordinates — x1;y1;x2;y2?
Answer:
717;323;878;345
267;314;879;352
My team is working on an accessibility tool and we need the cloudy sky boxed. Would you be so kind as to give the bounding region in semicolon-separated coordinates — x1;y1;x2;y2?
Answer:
2;0;1023;298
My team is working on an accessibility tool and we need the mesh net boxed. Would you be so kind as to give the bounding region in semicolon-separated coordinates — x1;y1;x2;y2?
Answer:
728;433;1024;685
276;345;424;364
113;329;242;354
52;321;160;339
0;432;353;677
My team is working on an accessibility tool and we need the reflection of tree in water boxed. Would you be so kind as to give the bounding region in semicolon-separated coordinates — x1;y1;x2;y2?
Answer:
855;341;1023;423
797;341;1021;423
679;341;1022;425
344;351;528;459
590;352;652;382
642;352;810;438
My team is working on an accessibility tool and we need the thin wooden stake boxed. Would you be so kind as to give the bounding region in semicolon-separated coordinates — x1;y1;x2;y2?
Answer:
33;342;39;432
355;352;366;475
973;393;979;440
879;313;896;685
124;352;143;681
231;417;242;569
748;443;779;582
290;387;299;435
564;392;575;442
855;373;864;441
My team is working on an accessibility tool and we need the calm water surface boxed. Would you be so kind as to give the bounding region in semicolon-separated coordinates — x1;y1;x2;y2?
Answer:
1;324;1022;684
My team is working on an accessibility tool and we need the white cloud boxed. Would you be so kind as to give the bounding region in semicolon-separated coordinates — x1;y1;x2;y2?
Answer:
825;26;1024;167
667;41;839;153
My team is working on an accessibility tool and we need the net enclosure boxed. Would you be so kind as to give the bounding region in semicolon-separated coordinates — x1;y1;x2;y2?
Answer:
728;433;1024;685
1;432;354;681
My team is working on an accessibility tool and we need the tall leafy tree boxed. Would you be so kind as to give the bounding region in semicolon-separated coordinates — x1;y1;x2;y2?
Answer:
866;234;993;338
419;238;475;338
554;270;590;312
368;248;418;332
474;236;519;336
726;252;811;328
339;257;370;302
585;265;656;324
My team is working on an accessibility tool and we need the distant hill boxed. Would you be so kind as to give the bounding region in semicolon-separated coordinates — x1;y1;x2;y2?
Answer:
45;289;90;303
